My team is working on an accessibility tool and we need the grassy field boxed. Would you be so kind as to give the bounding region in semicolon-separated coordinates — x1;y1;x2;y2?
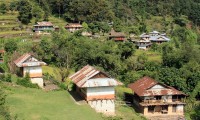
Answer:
5;84;146;120
135;49;162;63
6;86;103;120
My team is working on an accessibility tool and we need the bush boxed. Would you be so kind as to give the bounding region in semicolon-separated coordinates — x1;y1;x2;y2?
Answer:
115;86;133;100
65;79;74;91
0;74;12;83
4;74;12;82
59;83;67;90
0;85;11;120
16;74;39;88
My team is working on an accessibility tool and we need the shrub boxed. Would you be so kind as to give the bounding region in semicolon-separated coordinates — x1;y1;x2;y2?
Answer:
16;74;39;88
65;79;74;91
4;74;12;82
0;85;11;120
115;86;133;100
0;74;12;83
59;83;67;90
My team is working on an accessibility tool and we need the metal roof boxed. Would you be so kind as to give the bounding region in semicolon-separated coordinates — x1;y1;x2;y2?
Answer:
65;23;83;28
140;31;170;42
34;21;53;26
69;65;122;88
149;36;170;41
109;28;125;37
128;76;185;96
14;53;46;67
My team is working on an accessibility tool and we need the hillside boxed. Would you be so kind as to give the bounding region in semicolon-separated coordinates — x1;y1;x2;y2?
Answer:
3;83;145;120
0;0;200;120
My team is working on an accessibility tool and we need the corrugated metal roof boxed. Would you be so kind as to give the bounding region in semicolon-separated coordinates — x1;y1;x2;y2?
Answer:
34;21;53;26
109;28;125;37
128;76;185;96
14;53;46;67
65;23;83;28
140;31;170;42
82;78;119;87
69;65;122;88
150;36;170;41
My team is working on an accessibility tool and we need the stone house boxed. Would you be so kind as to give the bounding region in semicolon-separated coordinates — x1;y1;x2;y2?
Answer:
128;76;186;119
137;31;170;49
109;29;126;42
33;21;55;32
69;65;122;115
14;53;46;88
65;23;83;33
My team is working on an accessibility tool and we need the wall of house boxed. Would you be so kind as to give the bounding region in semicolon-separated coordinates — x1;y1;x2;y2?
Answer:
30;78;43;88
176;105;184;113
88;99;115;115
86;86;115;101
23;66;42;78
149;84;165;89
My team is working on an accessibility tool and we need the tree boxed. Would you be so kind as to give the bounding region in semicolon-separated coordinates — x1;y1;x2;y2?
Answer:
17;0;32;24
59;67;69;82
4;41;17;53
32;6;44;22
9;1;17;11
0;3;7;14
119;42;135;60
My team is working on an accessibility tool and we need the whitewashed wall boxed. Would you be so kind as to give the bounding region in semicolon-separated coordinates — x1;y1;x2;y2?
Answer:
23;66;42;77
88;99;115;115
176;105;184;113
31;78;44;88
87;86;114;96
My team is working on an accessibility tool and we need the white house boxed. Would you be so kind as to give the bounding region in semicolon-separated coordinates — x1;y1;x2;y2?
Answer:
14;53;46;88
69;65;122;115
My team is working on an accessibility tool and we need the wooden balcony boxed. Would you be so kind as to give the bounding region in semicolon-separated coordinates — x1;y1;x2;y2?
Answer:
140;99;185;106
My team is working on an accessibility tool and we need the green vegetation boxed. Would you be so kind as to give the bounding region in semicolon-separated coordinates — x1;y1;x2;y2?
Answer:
6;86;103;120
0;0;199;119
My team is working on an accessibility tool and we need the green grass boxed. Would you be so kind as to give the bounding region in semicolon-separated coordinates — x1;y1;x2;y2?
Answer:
0;15;17;20
42;66;62;81
135;49;162;63
116;106;146;120
6;86;103;120
0;31;29;36
0;25;19;28
5;84;146;120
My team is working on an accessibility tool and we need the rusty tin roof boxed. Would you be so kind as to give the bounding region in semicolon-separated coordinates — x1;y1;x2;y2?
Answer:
65;23;83;28
69;65;122;88
128;76;185;96
34;21;53;26
14;53;46;67
109;29;125;37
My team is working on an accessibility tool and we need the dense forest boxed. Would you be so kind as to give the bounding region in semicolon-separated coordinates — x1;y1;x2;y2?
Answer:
0;0;200;119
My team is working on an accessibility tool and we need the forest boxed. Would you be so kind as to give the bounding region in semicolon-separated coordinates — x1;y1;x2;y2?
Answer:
0;0;200;119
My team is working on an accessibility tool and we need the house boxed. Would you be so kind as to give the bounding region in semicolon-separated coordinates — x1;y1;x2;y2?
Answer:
128;76;186;119
33;21;55;32
14;53;47;88
0;49;5;63
136;40;152;50
65;23;83;33
109;29;126;42
140;31;170;44
69;65;122;115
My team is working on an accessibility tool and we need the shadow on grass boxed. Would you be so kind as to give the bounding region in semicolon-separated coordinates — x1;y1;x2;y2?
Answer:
68;91;86;104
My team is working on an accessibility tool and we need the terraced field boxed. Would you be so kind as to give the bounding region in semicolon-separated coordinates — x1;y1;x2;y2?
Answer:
0;12;32;39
